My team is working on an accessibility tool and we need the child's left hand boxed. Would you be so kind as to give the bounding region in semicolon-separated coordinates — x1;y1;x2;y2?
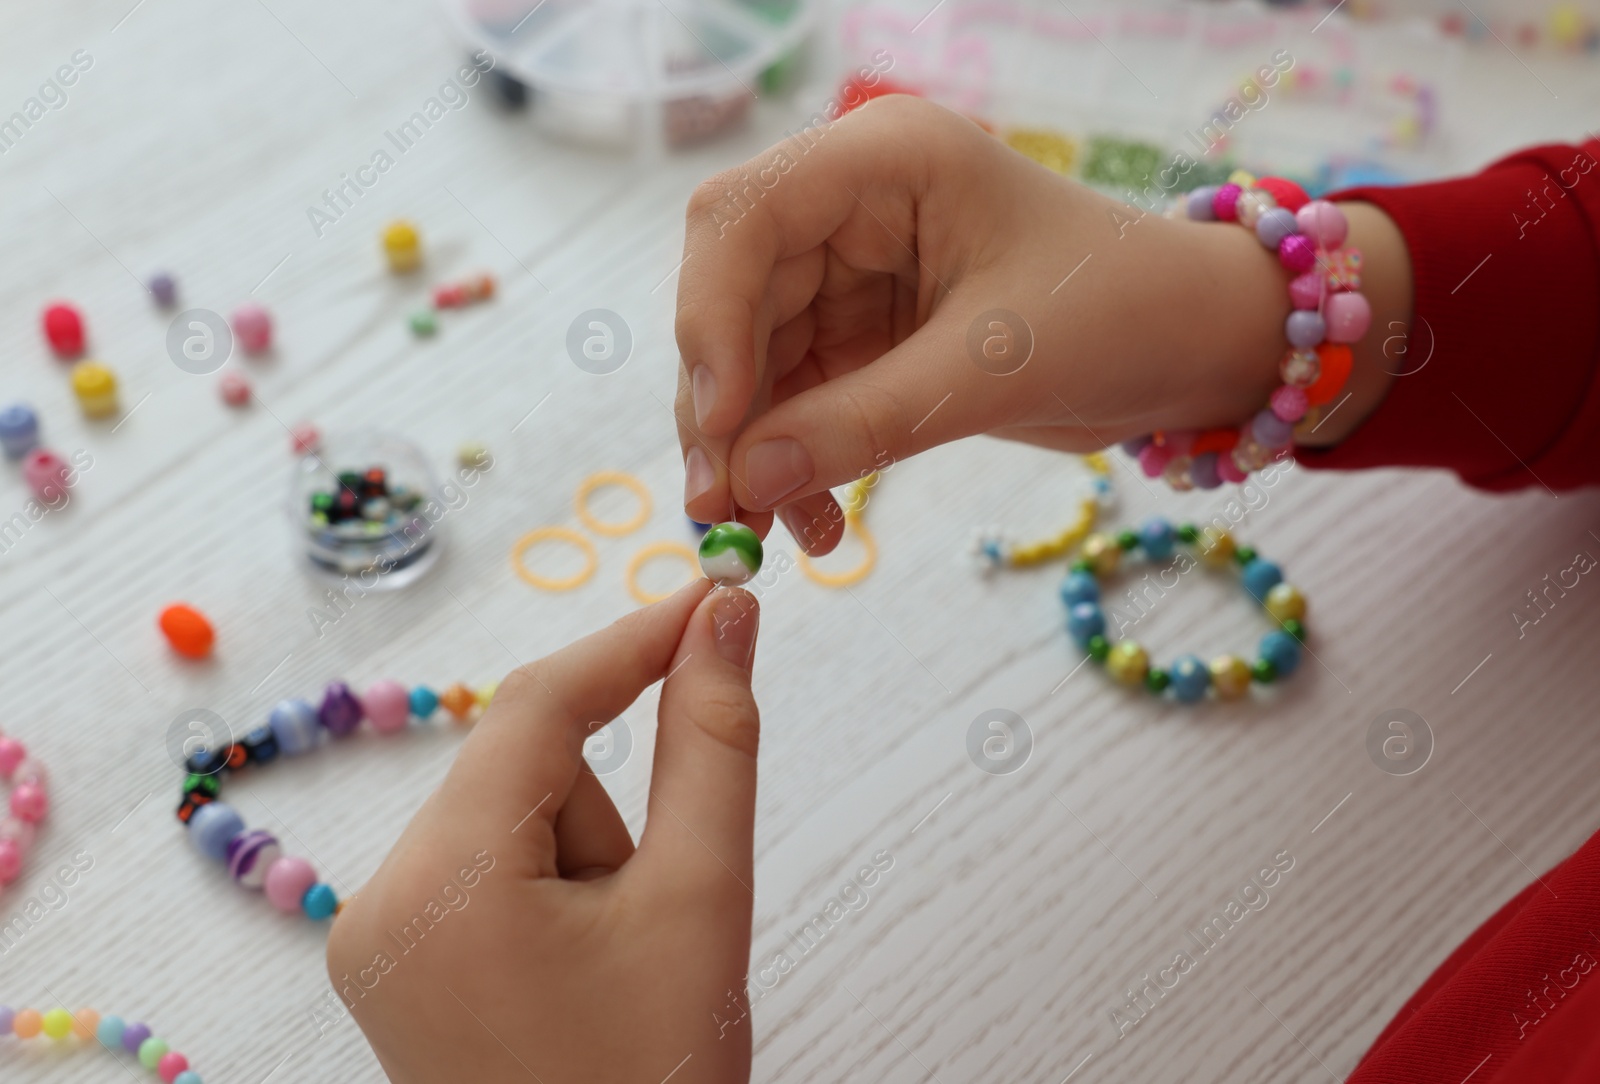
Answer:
327;580;761;1084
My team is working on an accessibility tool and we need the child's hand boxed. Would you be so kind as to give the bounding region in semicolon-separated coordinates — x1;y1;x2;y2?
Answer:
674;95;1403;553
328;581;760;1084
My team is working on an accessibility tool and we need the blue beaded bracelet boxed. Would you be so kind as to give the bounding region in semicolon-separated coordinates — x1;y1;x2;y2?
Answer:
1061;517;1308;702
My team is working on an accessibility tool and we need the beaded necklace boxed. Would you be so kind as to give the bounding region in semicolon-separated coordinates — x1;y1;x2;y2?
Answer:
1;1007;202;1083
177;679;492;920
0;730;47;891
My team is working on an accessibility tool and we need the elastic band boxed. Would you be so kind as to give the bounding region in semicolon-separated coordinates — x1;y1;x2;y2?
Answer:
574;471;651;537
626;541;699;604
511;527;598;591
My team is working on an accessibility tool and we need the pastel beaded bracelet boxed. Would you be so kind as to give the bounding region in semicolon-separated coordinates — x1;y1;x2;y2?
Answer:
1125;172;1368;490
1;1006;202;1083
0;730;48;891
177;678;493;919
1061;517;1308;701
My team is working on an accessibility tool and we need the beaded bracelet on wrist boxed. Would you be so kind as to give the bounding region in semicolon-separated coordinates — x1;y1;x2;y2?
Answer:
0;731;48;891
1;1006;202;1083
1062;517;1307;702
1124;171;1368;491
177;679;494;920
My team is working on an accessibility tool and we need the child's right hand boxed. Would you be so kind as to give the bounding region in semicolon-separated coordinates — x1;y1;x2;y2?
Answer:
674;95;1405;553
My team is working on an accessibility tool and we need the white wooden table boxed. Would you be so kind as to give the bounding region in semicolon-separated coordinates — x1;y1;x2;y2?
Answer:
3;1;1600;1080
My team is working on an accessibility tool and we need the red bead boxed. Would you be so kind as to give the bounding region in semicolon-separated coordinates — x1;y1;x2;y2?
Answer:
291;423;320;455
1305;344;1354;406
433;284;467;309
1192;428;1240;455
219;371;251;407
1254;177;1309;212
42;303;85;358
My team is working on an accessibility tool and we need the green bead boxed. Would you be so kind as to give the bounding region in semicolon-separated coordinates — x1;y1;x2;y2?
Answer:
1176;523;1199;543
1234;544;1257;565
1252;659;1277;683
1116;529;1139;551
138;1037;169;1070
1069;558;1095;575
183;772;220;799
311;491;334;514
1087;634;1110;662
337;471;361;492
1283;618;1306;641
409;309;438;336
1145;668;1170;693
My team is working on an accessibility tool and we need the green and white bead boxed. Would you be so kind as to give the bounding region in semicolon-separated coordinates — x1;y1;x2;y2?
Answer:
698;522;763;586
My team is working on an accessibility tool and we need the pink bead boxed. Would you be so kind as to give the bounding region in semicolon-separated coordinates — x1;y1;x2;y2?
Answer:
291;422;320;455
1294;200;1348;248
0;839;20;884
22;448;73;503
1216;456;1249;484
1138;442;1173;478
362;680;411;734
10;783;47;823
264;855;318;912
0;816;36;852
158;1052;189;1082
1212;183;1243;221
1278;234;1317;273
11;758;46;787
0;738;24;779
1159;428;1199;456
232;303;272;354
1324;292;1372;343
1288;271;1323;310
219;371;251;407
1270;385;1309;423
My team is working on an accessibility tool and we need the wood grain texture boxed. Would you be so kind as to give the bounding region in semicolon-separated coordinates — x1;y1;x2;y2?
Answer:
3;1;1600;1080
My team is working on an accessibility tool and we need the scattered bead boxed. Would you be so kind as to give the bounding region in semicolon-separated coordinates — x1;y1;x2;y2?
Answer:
291;422;320;455
149;271;178;307
458;441;489;469
408;309;437;337
159;603;215;659
22;448;73;503
0;403;40;460
231;303;272;354
42;303;85;358
698;522;764;586
218;370;251;407
382;220;423;273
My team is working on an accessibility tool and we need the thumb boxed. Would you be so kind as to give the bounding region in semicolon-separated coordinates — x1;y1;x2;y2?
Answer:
724;305;997;512
634;587;760;894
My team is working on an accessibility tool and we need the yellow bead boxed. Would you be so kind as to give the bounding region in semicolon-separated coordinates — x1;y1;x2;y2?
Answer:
476;681;498;708
1081;533;1120;575
382;219;422;273
1265;583;1306;623
1002;128;1077;175
458;441;490;470
41;1008;72;1040
13;1008;41;1038
1198;527;1235;567
70;361;118;418
70;1009;99;1040
1210;655;1252;699
1228;169;1257;187
1105;640;1149;686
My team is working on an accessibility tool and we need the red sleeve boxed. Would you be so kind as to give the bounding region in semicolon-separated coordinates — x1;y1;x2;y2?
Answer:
1294;138;1600;492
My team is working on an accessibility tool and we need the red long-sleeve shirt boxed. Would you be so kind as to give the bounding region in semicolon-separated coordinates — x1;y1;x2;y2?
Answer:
1299;139;1600;1081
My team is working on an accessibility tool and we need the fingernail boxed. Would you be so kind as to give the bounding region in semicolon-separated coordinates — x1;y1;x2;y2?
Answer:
779;506;817;552
744;438;813;508
711;589;759;670
692;365;718;429
684;445;714;507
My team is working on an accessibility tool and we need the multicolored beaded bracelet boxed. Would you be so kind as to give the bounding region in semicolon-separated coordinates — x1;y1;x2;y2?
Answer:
1061;518;1308;702
0;731;48;891
177;679;494;920
1;1006;202;1083
1124;172;1368;490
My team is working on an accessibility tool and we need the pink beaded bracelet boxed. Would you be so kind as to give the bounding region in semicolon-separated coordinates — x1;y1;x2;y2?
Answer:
0;731;48;890
1124;172;1369;490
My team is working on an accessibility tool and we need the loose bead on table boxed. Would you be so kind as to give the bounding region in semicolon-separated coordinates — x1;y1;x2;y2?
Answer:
0;403;39;459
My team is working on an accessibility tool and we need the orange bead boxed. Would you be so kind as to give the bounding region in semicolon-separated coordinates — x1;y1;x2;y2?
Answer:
159;603;215;659
469;273;496;301
1305;344;1353;406
71;1008;99;1039
440;683;476;721
13;1008;41;1038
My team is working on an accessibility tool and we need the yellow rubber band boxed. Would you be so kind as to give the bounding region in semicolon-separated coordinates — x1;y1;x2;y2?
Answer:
574;471;651;537
798;473;881;588
626;541;699;605
511;527;598;591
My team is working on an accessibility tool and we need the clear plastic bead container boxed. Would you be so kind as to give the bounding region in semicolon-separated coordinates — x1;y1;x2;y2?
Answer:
441;0;814;151
288;432;442;589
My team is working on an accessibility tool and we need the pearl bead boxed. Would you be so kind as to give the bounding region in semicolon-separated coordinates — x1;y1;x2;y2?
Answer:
1265;583;1307;622
1059;571;1100;607
1295;200;1348;248
1241;559;1284;601
1255;207;1298;249
1199;527;1235;567
1066;602;1105;647
1209;656;1252;699
1138;517;1175;559
1324;291;1372;343
189;803;244;861
231;304;272;354
265;856;318;913
1235;189;1276;230
1259;630;1302;676
1081;533;1120;575
1106;641;1149;685
1280;348;1321;387
698;522;764;586
1286;310;1326;348
269;699;320;755
361;680;411;733
1169;655;1210;702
